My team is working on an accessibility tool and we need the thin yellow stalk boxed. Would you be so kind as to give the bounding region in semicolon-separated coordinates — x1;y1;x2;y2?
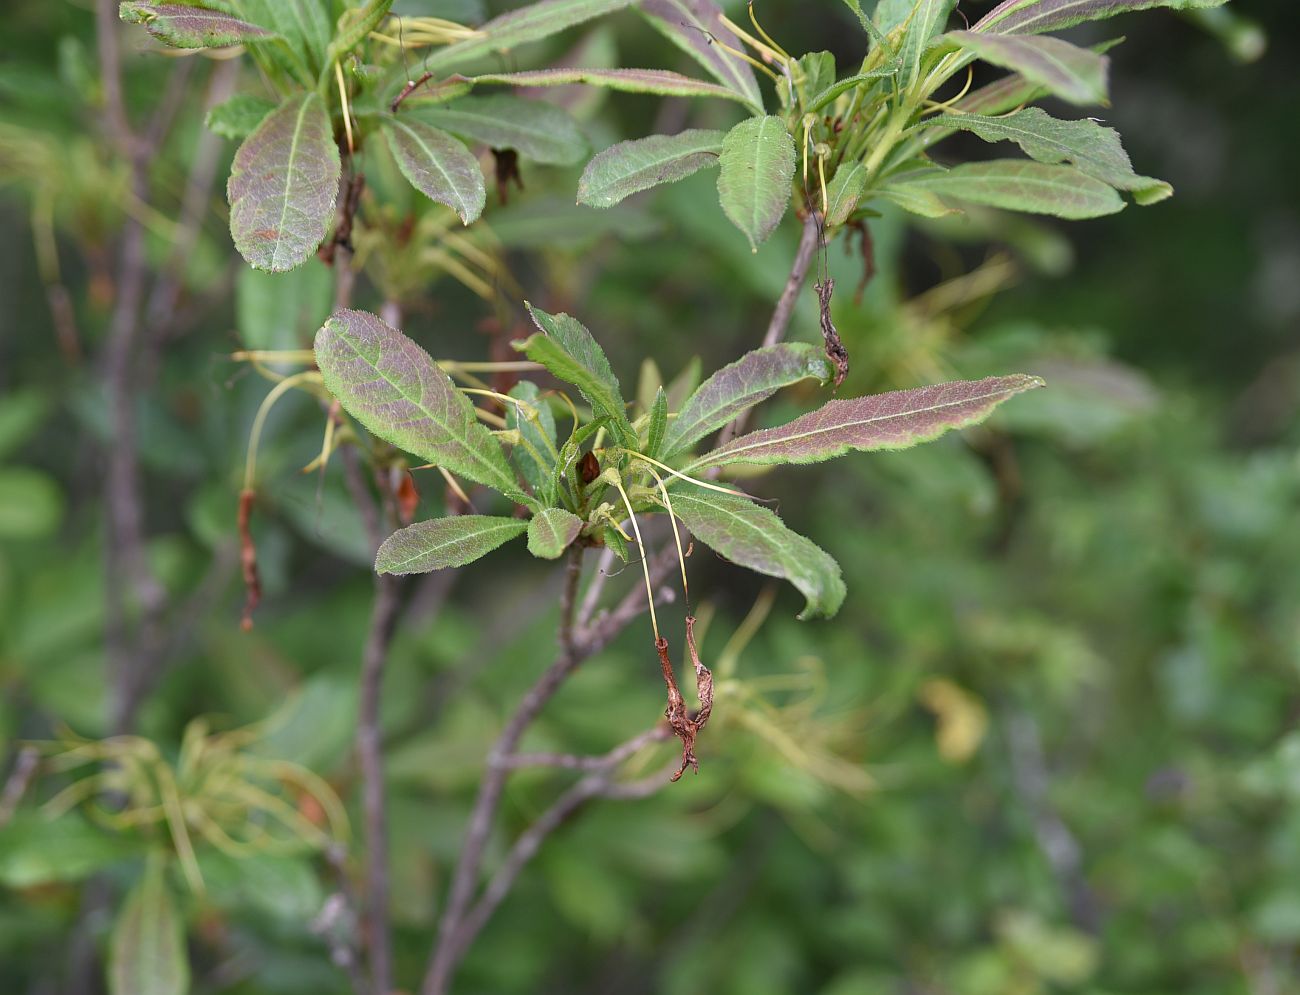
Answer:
335;61;354;154
611;477;659;640
617;448;750;498
244;371;324;491
643;465;689;605
437;465;471;507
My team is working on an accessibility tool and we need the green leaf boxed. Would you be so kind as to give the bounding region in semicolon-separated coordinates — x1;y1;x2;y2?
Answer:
639;0;763;111
204;93;275;140
577;130;725;208
508;381;558;501
382;118;485;224
824;162;868;226
108;853;189;995
973;0;1226;35
427;0;635;71
315;309;529;503
893;161;1125;218
226;91;341;273
527;507;584;558
663;344;830;458
930;107;1171;203
717;115;796;252
668;489;845;620
0;812;147;887
899;0;958;85
516;304;636;447
943;30;1108;105
376;515;527;573
413;95;587;165
119;3;277;48
328;0;394;61
805;69;897;113
878;173;961;217
687;374;1044;471
798;52;836;103
643;387;668;460
469;68;750;105
239;0;331;72
0;467;63;539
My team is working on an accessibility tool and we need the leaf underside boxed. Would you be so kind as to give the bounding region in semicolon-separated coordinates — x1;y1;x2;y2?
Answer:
383;118;486;224
639;0;764;110
527;507;584;558
717;115;797;251
578;130;725;208
974;0;1227;35
894;161;1125;219
413;95;587;165
689;374;1045;471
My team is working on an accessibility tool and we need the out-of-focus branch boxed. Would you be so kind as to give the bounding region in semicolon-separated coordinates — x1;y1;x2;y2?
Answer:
422;546;678;995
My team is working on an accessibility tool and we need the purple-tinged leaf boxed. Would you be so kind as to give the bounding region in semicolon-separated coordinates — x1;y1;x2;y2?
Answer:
893;161;1125;218
469;68;750;105
526;507;584;559
717;116;796;252
667;489;845;620
413;95;586;165
315;310;529;504
943;30;1109;105
376;515;527;574
227;91;340;273
578;130;725;208
974;0;1225;35
382;119;485;224
427;0;635;71
663;343;830;458
687;374;1044;471
120;2;276;48
107;854;188;995
639;0;763;111
930;107;1171;203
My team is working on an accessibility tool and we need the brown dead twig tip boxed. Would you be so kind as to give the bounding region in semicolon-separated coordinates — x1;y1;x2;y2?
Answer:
237;488;261;632
845;218;877;305
816;277;850;390
657;615;714;782
390;71;434;113
319;172;366;266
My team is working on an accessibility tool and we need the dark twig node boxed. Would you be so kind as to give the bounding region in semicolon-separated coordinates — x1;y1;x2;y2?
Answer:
816;277;850;390
237;488;261;632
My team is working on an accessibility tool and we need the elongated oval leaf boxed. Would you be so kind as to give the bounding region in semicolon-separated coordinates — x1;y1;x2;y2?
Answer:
205;94;276;141
893;161;1124;218
526;507;584;559
668;489;845;620
427;0;635;71
315;310;528;503
805;69;897;113
663;343;830;458
944;30;1108;105
824;162;868;227
644;386;668;460
508;381;557;501
108;855;189;995
470;68;749;104
120;2;277;47
239;0;331;73
688;374;1044;471
383;119;485;224
640;0;763;111
930;107;1170;203
413;95;586;165
717;115;796;252
900;0;958;84
515;304;636;446
227;92;340;273
974;0;1226;35
376;515;527;574
578;130;725;208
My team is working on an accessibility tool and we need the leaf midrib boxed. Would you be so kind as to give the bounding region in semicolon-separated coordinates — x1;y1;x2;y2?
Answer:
270;94;314;271
693;380;1031;468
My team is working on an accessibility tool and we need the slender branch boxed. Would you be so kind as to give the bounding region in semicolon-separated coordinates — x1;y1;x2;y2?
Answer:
717;210;825;447
501;724;671;772
447;751;676;966
422;545;677;995
0;747;40;828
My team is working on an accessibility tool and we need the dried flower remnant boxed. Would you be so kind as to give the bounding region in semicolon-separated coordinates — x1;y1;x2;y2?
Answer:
816;277;849;390
657;615;714;782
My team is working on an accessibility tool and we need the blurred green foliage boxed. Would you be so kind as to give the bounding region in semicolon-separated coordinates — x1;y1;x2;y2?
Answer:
1;1;1297;994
